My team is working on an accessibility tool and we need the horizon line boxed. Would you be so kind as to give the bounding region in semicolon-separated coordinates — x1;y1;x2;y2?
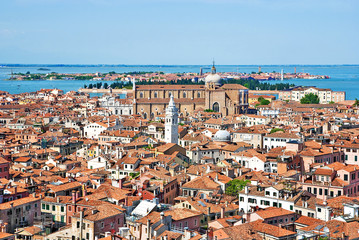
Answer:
1;63;359;67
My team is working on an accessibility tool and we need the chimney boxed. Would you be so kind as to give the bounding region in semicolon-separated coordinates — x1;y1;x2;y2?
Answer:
72;190;77;204
57;197;60;203
160;212;165;224
220;206;225;219
207;207;211;217
14;186;17;194
119;178;123;189
244;186;249;194
83;186;87;197
184;228;191;239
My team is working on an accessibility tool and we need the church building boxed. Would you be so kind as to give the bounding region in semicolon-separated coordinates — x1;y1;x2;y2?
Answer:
133;64;249;119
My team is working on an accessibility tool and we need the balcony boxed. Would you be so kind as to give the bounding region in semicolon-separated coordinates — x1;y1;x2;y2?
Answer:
311;181;331;186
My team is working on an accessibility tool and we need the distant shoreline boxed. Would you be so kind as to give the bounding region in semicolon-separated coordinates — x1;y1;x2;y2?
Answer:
1;64;359;67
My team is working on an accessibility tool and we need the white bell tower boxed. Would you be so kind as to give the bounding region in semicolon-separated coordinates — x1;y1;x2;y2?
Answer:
165;94;179;144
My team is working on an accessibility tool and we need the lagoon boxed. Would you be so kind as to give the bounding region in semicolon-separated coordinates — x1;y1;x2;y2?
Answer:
0;65;358;99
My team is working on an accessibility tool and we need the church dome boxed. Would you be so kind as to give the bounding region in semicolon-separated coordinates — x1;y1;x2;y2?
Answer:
213;130;231;142
205;73;221;85
205;62;222;85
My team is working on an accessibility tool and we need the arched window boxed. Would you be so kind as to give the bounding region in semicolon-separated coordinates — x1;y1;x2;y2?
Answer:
197;92;201;98
143;112;147;119
183;92;187;98
154;92;158;98
140;92;144;98
213;102;219;112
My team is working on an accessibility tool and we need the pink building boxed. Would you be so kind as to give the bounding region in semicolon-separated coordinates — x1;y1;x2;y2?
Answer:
0;196;41;233
164;209;202;231
336;142;359;165
71;204;125;240
300;145;344;172
1;186;29;203
302;162;359;200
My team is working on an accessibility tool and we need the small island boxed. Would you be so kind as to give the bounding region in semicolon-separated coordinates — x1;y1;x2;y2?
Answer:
7;68;329;82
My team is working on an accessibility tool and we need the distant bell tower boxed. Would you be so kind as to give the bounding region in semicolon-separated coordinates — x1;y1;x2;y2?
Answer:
211;60;216;74
165;94;179;144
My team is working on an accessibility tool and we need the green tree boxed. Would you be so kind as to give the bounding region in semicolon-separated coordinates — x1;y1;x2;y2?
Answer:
225;179;250;196
353;98;359;107
270;128;284;134
88;83;93;89
103;82;108;89
129;172;140;179
204;109;215;112
300;93;320;104
258;97;270;105
96;82;102;89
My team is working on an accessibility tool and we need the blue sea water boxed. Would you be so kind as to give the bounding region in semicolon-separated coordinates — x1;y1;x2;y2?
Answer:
0;65;358;99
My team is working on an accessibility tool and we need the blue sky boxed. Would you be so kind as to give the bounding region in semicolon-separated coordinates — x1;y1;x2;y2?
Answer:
0;0;358;65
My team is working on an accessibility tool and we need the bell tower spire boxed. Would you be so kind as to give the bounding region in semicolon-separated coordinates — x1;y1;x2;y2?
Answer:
211;59;216;74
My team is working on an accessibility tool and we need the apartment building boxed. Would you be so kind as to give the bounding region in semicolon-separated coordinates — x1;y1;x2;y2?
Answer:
279;86;345;104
